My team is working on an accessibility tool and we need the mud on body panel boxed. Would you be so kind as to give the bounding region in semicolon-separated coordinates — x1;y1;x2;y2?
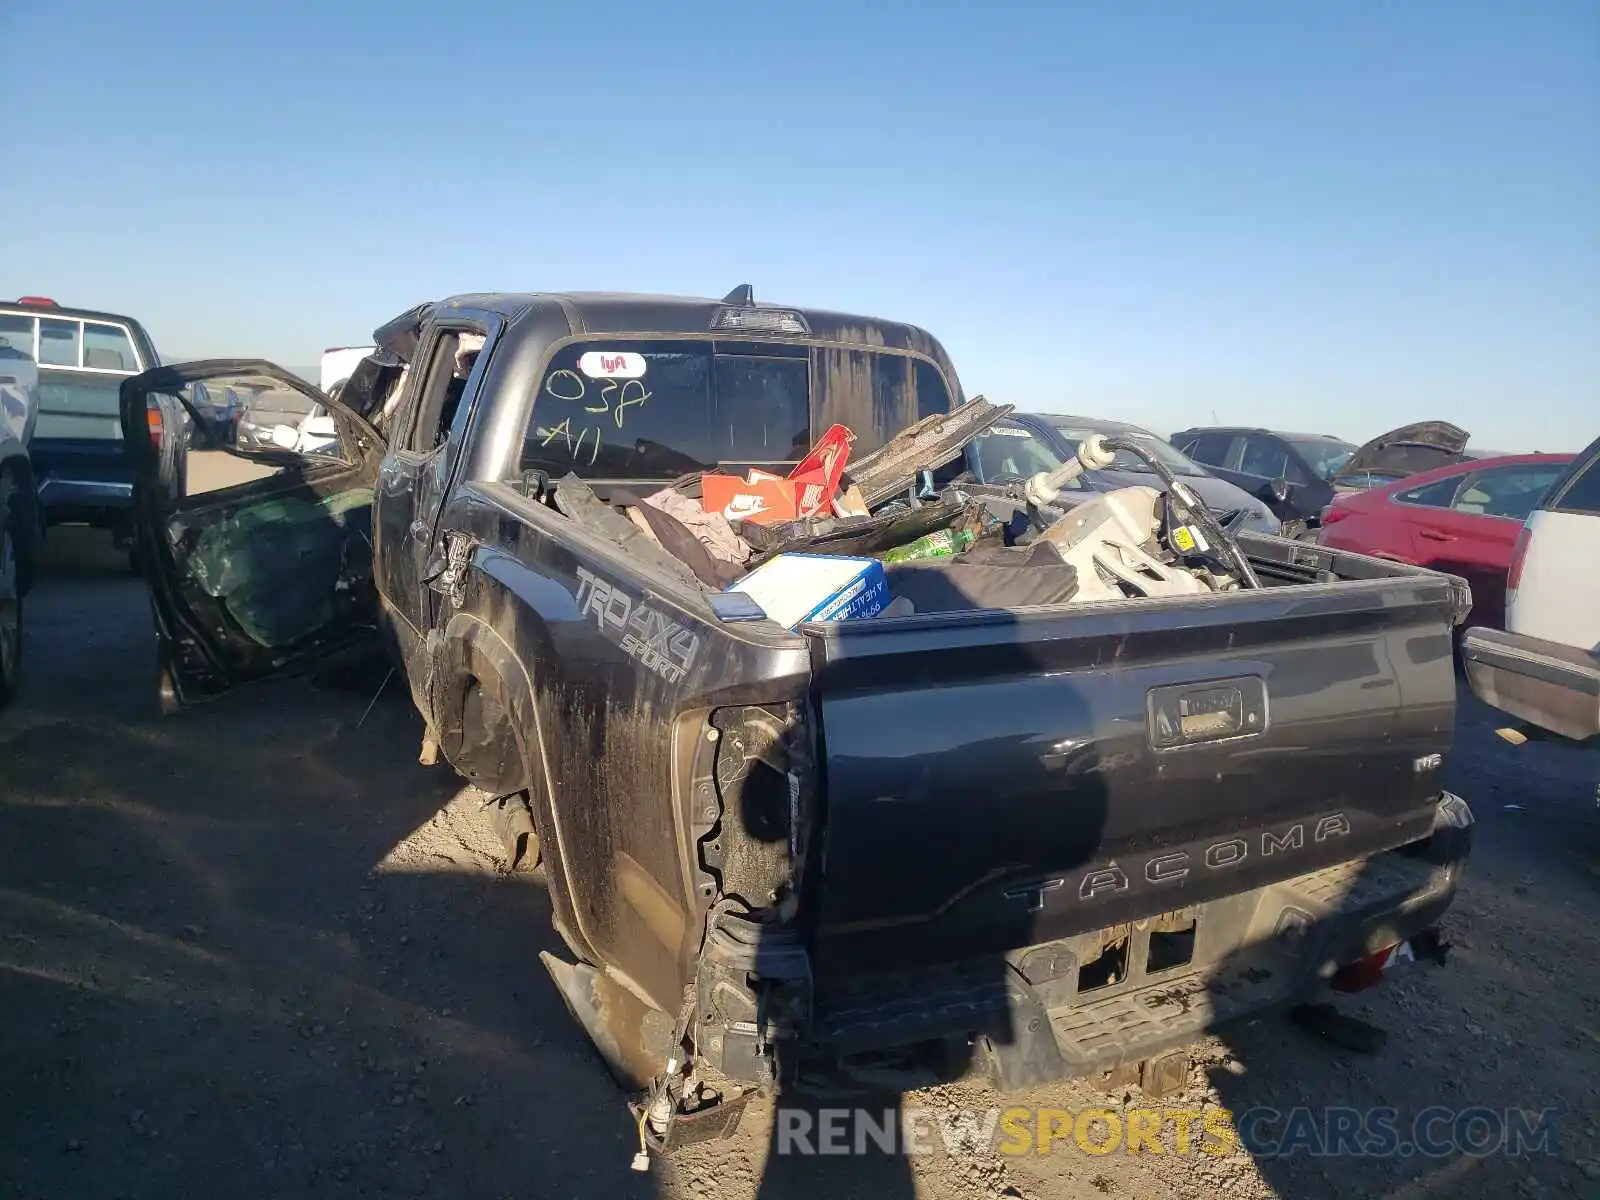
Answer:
437;485;816;1093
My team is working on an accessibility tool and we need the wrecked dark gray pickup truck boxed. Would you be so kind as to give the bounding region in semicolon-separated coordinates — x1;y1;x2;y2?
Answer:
123;288;1475;1155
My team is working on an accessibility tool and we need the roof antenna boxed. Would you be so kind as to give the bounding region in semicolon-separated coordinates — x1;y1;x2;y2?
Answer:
721;284;754;306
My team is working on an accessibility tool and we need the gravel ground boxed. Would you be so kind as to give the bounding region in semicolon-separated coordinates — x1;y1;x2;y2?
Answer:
2;517;1597;1200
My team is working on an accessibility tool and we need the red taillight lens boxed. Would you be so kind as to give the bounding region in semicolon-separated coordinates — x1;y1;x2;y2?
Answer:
146;401;163;448
1319;504;1351;525
16;295;59;307
1330;941;1411;992
1506;524;1533;593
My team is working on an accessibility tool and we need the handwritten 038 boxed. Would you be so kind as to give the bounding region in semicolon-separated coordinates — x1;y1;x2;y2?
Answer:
538;368;653;465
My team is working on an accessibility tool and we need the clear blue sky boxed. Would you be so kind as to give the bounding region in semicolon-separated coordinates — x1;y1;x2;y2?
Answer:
3;0;1595;450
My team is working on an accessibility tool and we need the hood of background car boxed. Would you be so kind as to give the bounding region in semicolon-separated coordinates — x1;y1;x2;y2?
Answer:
1332;420;1470;487
1089;468;1270;514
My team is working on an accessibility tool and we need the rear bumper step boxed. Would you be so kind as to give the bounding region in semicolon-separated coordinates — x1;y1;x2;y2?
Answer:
1462;626;1600;743
804;797;1470;1090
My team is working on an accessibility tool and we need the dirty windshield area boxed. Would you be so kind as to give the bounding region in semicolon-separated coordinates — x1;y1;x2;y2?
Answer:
521;347;1279;628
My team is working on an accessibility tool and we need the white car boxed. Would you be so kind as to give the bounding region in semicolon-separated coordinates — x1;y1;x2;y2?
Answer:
320;345;375;397
265;405;339;456
1461;433;1600;742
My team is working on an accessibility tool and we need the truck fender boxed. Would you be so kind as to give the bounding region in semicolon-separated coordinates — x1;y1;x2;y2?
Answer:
429;610;597;965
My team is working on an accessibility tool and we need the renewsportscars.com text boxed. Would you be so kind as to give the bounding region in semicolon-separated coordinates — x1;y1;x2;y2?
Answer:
774;1105;1560;1159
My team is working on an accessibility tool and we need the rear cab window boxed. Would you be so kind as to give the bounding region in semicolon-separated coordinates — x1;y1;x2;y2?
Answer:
0;311;144;374
515;338;951;483
0;307;155;442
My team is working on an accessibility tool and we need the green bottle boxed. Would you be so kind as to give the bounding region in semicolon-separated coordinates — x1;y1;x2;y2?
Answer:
881;528;976;564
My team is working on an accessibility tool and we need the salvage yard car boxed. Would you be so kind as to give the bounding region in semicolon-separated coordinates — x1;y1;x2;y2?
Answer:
1318;452;1574;630
963;412;1280;535
0;339;40;705
1461;433;1600;743
122;287;1477;1157
0;296;188;571
1173;421;1472;538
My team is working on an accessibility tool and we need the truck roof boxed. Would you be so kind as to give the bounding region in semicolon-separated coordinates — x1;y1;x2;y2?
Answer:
1;298;156;333
424;288;959;370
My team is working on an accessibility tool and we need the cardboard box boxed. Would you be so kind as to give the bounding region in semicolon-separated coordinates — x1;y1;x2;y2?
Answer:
726;553;889;629
700;424;856;526
701;473;805;524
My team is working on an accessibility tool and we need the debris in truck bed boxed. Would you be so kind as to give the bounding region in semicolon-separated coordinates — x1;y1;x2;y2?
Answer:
700;424;855;525
845;396;1012;508
1040;486;1214;601
727;553;889;628
879;527;976;563
739;497;966;566
884;540;1081;613
640;487;752;567
552;474;703;588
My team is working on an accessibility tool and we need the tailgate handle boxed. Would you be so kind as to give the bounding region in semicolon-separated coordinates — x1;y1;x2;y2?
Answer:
1147;676;1268;751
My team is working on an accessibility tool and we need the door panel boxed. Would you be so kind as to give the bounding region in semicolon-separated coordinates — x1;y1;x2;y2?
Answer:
1408;506;1500;624
1232;434;1304;520
372;323;494;649
121;361;384;707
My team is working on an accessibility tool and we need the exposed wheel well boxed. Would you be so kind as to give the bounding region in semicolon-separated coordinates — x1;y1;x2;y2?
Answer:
438;669;528;797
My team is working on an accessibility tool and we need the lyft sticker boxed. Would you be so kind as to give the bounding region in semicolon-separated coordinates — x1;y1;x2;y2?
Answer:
578;351;647;379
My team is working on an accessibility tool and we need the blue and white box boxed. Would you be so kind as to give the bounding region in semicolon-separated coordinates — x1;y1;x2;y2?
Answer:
726;553;890;630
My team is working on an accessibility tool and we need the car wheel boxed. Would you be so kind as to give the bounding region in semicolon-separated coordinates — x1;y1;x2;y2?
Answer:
0;474;25;708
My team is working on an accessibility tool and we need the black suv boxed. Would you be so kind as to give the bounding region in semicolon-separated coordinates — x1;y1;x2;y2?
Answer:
1171;426;1359;535
1174;422;1476;537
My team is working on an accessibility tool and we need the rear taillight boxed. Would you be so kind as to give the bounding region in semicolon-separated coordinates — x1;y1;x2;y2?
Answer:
1319;504;1351;525
1331;941;1413;992
146;400;163;448
1506;523;1533;594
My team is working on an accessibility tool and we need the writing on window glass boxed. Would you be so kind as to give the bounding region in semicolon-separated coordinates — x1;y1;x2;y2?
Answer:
536;357;654;466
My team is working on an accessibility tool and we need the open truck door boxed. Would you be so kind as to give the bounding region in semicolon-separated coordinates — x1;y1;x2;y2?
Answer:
120;360;388;711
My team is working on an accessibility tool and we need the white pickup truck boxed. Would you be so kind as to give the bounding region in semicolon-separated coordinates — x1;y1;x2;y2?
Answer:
1462;433;1600;743
320;345;375;398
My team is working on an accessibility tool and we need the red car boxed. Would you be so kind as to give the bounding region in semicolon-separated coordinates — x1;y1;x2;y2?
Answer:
1318;453;1574;629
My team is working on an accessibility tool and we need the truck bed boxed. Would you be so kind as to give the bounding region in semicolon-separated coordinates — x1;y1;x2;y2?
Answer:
801;533;1468;978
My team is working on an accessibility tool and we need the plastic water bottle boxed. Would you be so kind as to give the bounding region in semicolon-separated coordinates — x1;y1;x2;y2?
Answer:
880;528;976;564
